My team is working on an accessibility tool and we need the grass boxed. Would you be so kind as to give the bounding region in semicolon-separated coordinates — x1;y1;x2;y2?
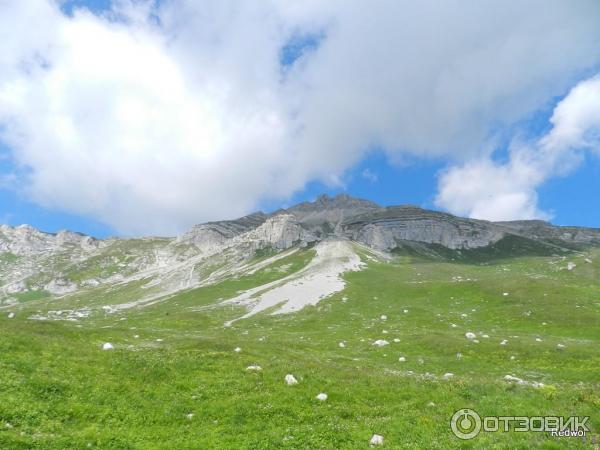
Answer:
0;248;599;448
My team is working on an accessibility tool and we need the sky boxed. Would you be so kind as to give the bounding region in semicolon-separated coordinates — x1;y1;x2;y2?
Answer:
0;1;599;238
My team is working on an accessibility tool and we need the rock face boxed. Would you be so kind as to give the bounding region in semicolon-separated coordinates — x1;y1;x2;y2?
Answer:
0;224;100;255
176;212;268;253
496;220;600;246
342;205;506;250
240;214;315;249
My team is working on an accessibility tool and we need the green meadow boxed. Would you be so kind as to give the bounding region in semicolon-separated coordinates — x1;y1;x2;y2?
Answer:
1;248;599;449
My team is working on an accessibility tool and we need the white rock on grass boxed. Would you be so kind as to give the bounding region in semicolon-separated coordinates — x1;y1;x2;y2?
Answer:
370;434;384;446
133;335;139;339
372;340;389;347
102;342;114;350
380;315;387;321
285;374;298;385
7;312;15;319
450;323;458;328
504;374;522;383
567;262;576;271
465;332;476;340
503;292;509;296
338;342;346;348
557;343;566;349
442;373;454;380
316;393;328;401
535;338;542;342
403;309;408;314
584;258;592;264
393;338;400;343
504;374;544;388
500;339;508;346
481;334;489;338
246;365;262;371
186;413;194;420
398;356;406;362
234;347;242;353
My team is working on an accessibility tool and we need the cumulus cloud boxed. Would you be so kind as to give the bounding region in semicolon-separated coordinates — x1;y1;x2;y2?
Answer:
1;0;600;234
436;74;600;221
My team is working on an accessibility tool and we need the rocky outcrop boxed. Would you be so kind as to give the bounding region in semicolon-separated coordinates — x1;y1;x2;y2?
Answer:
342;206;507;250
0;224;100;255
495;220;600;245
240;214;316;249
176;212;268;252
280;194;381;234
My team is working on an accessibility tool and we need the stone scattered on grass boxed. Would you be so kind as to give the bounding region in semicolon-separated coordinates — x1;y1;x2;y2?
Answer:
393;338;400;343
133;335;139;339
535;338;542;342
500;339;508;346
285;374;298;385
465;332;476;340
450;323;458;328
584;258;592;264
373;340;389;347
156;338;164;342
316;393;328;401
403;309;408;314
102;342;114;350
7;312;15;319
510;356;516;360
234;347;242;353
380;314;387;321
567;262;576;271
442;373;454;380
503;292;509;296
186;413;194;420
481;334;489;338
427;401;436;407
504;374;544;388
338;342;346;348
246;365;262;371
557;343;566;349
398;356;406;362
370;434;384;446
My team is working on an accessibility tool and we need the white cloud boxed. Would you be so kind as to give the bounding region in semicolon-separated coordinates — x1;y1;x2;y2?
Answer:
361;168;378;183
436;74;600;221
0;1;599;233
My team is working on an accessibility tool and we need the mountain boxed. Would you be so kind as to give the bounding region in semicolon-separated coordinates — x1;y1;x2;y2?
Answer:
2;195;600;449
1;194;599;313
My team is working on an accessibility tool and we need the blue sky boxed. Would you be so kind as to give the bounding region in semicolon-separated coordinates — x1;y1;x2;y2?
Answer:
1;1;599;237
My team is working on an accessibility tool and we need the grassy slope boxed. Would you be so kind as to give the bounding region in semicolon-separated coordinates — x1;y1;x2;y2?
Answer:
0;248;599;449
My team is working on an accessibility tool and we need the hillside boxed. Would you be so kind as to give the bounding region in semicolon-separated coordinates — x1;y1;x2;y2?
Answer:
1;195;599;448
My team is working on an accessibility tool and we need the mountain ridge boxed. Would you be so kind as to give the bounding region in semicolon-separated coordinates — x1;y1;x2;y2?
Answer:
2;194;600;252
